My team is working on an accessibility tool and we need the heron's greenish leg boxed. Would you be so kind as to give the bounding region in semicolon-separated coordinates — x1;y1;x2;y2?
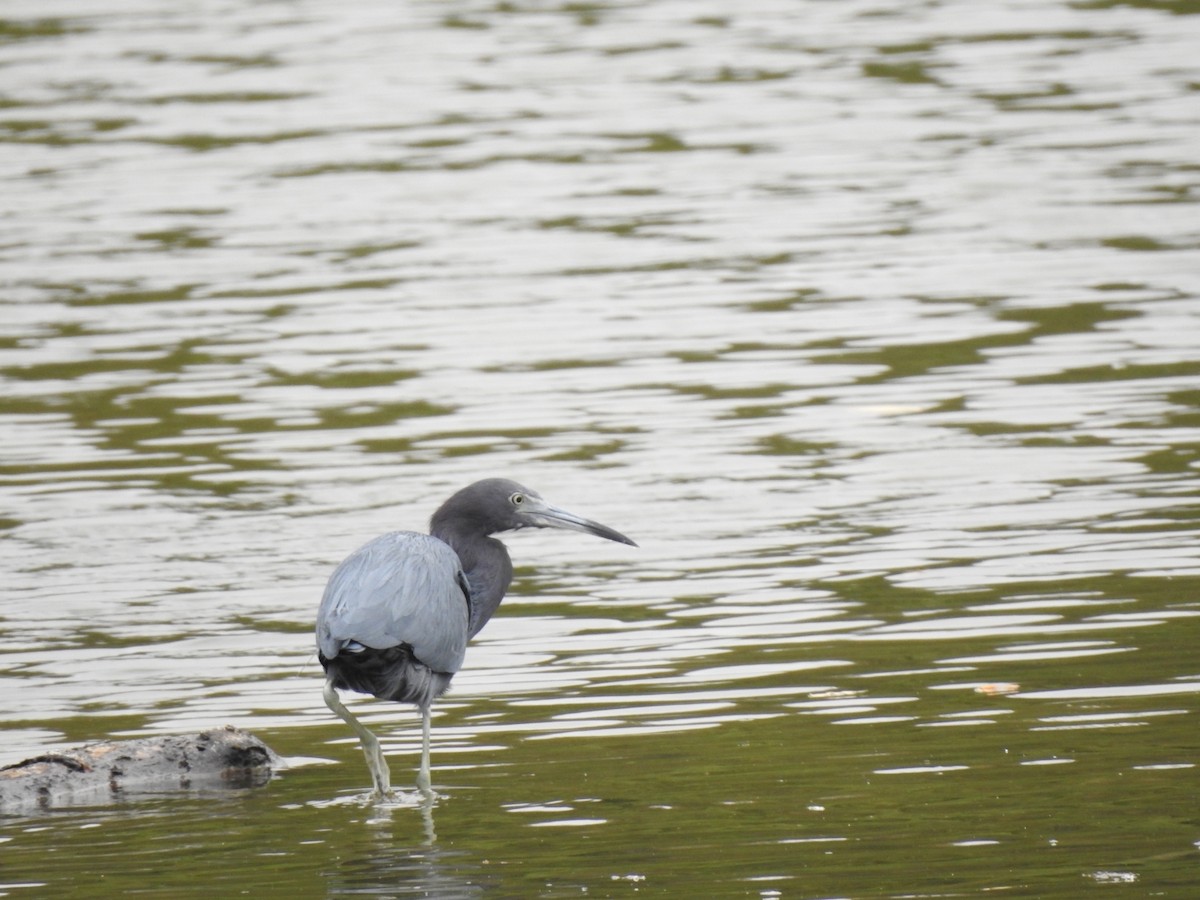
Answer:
324;679;391;798
416;705;434;796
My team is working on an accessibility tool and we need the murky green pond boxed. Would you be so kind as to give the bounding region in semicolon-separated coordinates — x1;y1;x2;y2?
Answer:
2;0;1198;896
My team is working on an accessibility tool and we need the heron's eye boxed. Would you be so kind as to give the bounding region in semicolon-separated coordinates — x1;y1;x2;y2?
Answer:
510;492;524;506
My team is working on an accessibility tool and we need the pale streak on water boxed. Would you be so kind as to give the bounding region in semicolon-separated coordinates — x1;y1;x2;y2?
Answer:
1;0;1199;894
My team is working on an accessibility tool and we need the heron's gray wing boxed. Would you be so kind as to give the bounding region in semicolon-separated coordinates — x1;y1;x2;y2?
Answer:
316;531;469;674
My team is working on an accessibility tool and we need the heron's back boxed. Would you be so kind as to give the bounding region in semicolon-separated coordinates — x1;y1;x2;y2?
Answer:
316;531;470;707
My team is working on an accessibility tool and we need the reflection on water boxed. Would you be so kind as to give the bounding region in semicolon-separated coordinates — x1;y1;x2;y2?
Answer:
2;0;1199;895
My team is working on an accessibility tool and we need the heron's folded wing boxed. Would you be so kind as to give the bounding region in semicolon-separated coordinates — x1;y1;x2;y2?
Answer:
316;531;469;674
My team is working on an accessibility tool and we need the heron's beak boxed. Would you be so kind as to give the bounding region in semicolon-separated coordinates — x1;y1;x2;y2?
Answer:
523;498;638;547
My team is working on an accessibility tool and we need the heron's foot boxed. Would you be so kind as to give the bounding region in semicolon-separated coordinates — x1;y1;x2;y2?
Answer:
415;770;436;798
367;763;391;799
370;784;394;802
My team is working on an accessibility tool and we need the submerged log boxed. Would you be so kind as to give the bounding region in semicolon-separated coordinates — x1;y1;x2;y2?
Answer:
0;726;281;813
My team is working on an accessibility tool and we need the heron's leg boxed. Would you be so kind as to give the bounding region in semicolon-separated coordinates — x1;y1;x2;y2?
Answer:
416;704;433;796
324;679;391;798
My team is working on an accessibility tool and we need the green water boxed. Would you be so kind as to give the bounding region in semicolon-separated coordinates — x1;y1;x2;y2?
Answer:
5;672;1200;897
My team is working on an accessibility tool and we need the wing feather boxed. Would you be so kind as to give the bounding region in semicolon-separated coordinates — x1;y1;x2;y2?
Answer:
316;532;469;675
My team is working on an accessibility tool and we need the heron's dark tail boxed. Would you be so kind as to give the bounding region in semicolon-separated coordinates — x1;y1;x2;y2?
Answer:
319;644;453;709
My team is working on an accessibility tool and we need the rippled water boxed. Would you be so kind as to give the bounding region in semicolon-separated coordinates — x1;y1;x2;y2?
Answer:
2;0;1199;895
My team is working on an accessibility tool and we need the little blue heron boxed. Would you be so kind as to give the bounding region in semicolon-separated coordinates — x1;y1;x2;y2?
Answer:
316;478;636;797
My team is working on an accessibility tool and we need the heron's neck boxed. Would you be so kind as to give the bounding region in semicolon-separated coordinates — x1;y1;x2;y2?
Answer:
432;525;514;639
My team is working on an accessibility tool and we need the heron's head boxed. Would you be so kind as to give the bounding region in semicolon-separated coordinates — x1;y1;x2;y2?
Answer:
432;478;637;546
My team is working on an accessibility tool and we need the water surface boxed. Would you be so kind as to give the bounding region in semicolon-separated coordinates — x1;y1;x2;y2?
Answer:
2;0;1198;896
